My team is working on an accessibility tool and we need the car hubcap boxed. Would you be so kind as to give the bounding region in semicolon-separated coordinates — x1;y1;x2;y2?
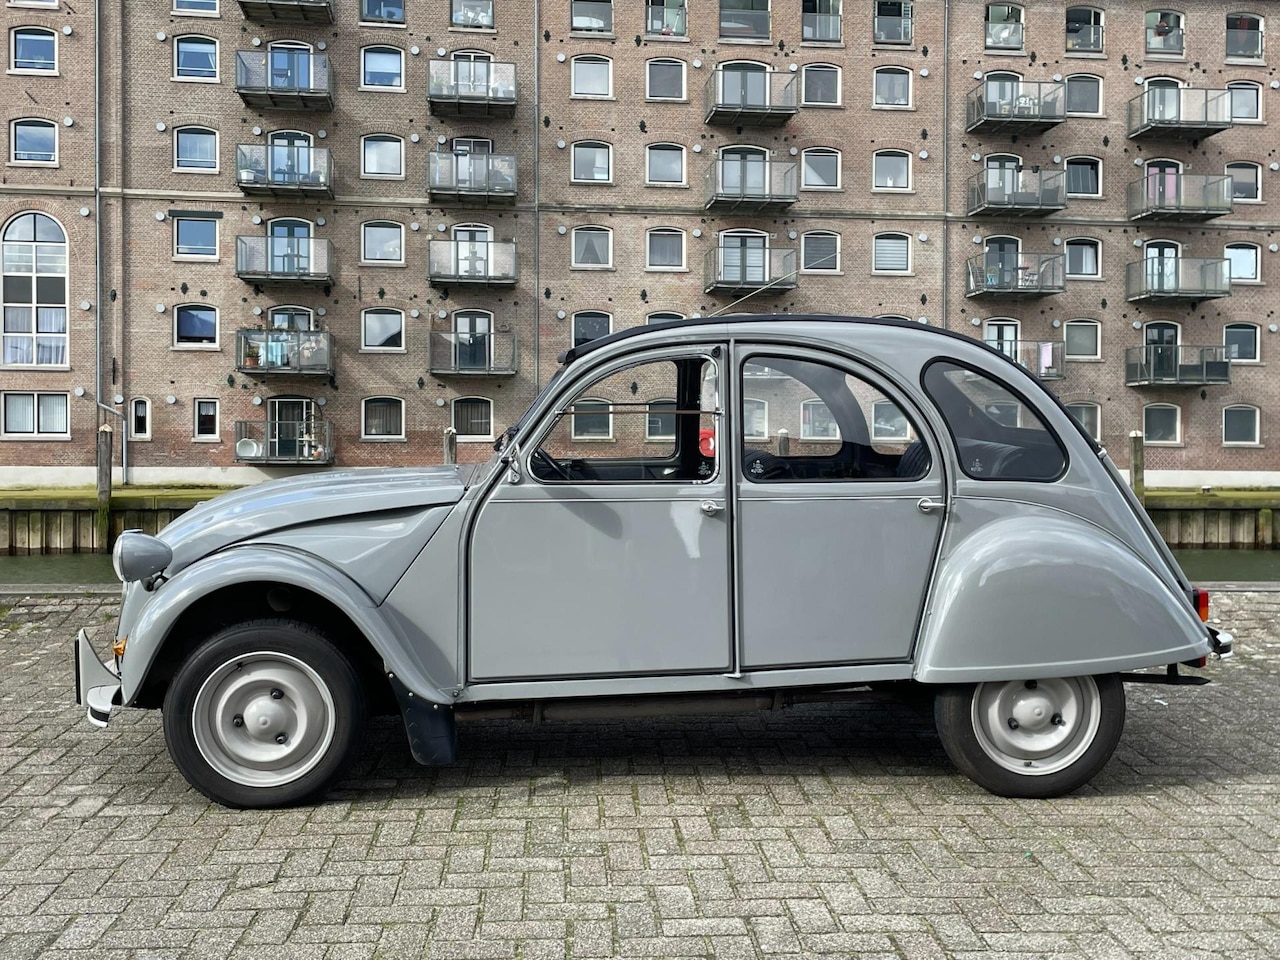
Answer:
191;652;336;788
972;676;1101;776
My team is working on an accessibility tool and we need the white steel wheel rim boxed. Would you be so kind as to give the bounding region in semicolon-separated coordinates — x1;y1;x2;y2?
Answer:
971;676;1102;777
191;651;337;788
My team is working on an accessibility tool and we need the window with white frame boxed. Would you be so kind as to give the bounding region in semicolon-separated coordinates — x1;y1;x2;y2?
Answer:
571;226;612;268
1227;161;1261;201
1065;7;1104;52
174;0;218;13
174;36;217;80
742;396;767;439
2;212;66;367
801;231;839;272
174;126;217;171
872;233;911;273
361;46;404;90
571;141;612;182
174;304;217;347
572;398;612;440
801;63;840;105
362;0;404;22
647;311;684;324
193;398;219;439
873;66;911;107
1065;238;1100;277
1227;14;1264;59
1;391;68;438
452;0;493;27
646;228;685;269
571;55;612;97
11;119;56;164
1226;242;1260;282
362;307;404;350
362;397;405;439
646;400;676;441
646;143;684;184
1228;81;1261;120
453;397;493;440
173;216;217;258
1145;10;1184;54
802;147;840;188
1065;401;1101;441
1065;156;1101;196
1065;75;1102;114
984;319;1020;359
361;135;403;177
11;27;56;72
646;58;685;99
572;0;612;32
986;3;1025;49
130;398;151;440
871;399;911;442
801;398;840;440
572;311;611;348
1224;404;1260;445
1064;319;1101;359
1143;403;1180;444
1225;322;1258;361
872;150;910;190
361;221;404;263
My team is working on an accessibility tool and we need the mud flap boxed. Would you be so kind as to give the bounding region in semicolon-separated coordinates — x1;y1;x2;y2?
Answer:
388;673;457;765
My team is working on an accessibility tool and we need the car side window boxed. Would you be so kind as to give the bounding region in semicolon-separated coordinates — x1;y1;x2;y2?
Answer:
921;360;1067;481
529;356;719;483
740;355;930;482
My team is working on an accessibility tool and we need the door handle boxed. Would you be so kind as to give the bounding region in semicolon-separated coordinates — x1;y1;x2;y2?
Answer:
700;500;724;516
916;498;946;515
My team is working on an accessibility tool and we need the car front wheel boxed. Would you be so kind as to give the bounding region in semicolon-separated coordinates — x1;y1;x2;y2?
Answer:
934;674;1125;799
162;619;367;809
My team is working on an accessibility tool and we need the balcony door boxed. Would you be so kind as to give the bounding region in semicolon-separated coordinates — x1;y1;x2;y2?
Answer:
720;62;767;108
984;71;1020;114
721;230;768;284
1145;321;1179;381
984;236;1019;287
453;310;492;372
269;131;312;184
267;397;315;459
270;219;312;275
269;44;312;90
720;146;768;198
984;319;1020;359
452;50;493;95
1145;78;1181;121
1145;159;1181;207
452;224;492;278
453;137;492;190
1144;240;1180;295
985;153;1020;201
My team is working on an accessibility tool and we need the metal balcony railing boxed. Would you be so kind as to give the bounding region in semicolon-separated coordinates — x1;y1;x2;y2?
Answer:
987;340;1066;381
428;331;518;376
1126;174;1233;221
873;15;911;43
965;81;1066;134
571;0;612;32
705;159;797;212
1227;28;1264;58
720;7;769;39
645;3;686;35
234;51;333;110
986;20;1024;49
234;420;334;464
1065;22;1103;52
452;0;493;28
1127;88;1233;139
235;237;333;283
427;152;517;201
704;246;798;294
966;168;1067;216
1125;258;1231;301
235;145;334;198
427;240;518;286
428;60;518;117
1145;26;1185;55
704;69;798;126
1124;345;1231;386
235;329;333;376
965;254;1066;298
237;0;332;23
803;13;841;42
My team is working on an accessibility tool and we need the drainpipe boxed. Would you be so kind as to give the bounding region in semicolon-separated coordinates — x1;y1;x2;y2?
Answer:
531;0;541;386
940;0;951;330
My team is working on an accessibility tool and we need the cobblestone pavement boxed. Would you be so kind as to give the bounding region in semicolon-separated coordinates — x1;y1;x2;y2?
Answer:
1;590;1278;960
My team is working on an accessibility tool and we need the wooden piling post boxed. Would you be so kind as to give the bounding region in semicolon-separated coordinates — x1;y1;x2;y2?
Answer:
1128;430;1145;506
96;423;113;554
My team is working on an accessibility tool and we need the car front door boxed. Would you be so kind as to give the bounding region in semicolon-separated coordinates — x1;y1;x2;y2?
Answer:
734;347;945;668
468;347;732;681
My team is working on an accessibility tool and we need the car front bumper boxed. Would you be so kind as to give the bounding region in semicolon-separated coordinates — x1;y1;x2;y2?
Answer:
74;629;122;727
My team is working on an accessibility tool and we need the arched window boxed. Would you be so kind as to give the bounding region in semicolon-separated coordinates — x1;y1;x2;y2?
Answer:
646;311;684;324
646;228;685;270
572;310;611;347
1065;238;1101;277
453;397;493;440
571;226;612;268
2;212;67;367
130;398;151;441
1065;7;1104;52
872;150;910;190
1065;402;1101;441
1146;10;1185;54
802;147;840;189
1225;322;1259;362
572;399;612;439
646;143;685;185
872;233;911;274
986;4;1024;49
361;220;404;264
362;307;404;350
572;0;612;32
872;399;912;442
362;397;405;440
1224;405;1260;445
174;35;217;80
1225;242;1260;282
742;397;768;439
646;400;676;440
174;304;218;348
1065;156;1101;196
1065;75;1102;114
450;310;495;372
361;134;403;177
571;140;612;182
801;398;840;440
1143;403;1180;444
10;27;56;73
571;55;612;97
269;305;313;330
1226;13;1264;58
801;231;839;272
361;46;404;90
984;317;1020;359
174;125;217;171
801;63;840;105
362;0;404;24
1064;319;1101;359
646;58;685;99
10;119;57;165
873;66;911;107
1226;161;1261;200
1227;81;1262;120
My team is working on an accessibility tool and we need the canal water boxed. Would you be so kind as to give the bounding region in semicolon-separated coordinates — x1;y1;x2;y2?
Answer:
1;549;1279;586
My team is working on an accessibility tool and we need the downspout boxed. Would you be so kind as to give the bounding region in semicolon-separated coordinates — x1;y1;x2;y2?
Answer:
940;0;951;330
531;0;541;386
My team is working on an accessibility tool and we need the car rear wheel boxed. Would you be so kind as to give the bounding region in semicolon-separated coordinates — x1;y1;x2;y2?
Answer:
162;619;366;809
934;674;1125;798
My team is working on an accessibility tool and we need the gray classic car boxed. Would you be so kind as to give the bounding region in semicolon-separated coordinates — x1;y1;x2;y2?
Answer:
76;316;1232;808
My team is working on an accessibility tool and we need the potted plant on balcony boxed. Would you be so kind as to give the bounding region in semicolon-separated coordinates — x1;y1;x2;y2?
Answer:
243;340;261;369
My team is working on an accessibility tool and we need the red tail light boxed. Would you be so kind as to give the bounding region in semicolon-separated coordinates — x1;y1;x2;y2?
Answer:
1192;587;1210;623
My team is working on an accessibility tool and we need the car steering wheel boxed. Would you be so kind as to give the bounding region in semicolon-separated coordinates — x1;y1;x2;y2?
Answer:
532;448;573;482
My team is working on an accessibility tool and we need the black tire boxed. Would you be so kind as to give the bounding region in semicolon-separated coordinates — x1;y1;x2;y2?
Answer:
162;619;367;809
934;674;1125;799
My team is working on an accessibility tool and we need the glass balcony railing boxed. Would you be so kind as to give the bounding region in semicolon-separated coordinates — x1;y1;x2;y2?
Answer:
235;329;333;376
720;8;770;39
1127;88;1232;139
704;69;798;126
987;340;1066;381
427;152;517;201
237;0;332;23
873;15;911;43
235;237;333;283
235;145;333;197
428;331;518;376
1125;258;1231;301
428;60;518;117
705;159;797;211
986;20;1024;49
234;51;333;110
1226;28;1264;59
803;13;841;42
234;420;334;465
1126;174;1233;221
645;4;686;35
571;0;612;32
965;81;1066;134
965;253;1066;298
1065;23;1103;52
427;240;518;286
1124;345;1231;386
451;0;493;28
704;246;797;294
965;168;1067;216
1145;26;1185;55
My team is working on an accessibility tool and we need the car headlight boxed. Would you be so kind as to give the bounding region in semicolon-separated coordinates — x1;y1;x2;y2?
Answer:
113;531;173;584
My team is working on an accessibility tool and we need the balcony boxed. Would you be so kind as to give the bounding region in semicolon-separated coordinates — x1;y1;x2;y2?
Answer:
720;7;769;39
234;420;334;465
990;340;1066;381
986;21;1024;50
237;0;332;22
427;240;518;287
234;51;333;111
571;0;612;32
428;331;518;376
965;254;1066;299
1227;28;1264;59
1145;26;1185;55
966;169;1067;217
1065;23;1103;52
1125;258;1231;302
645;3;686;35
705;160;797;212
704;70;798;127
428;152;517;203
235;329;333;376
873;16;911;43
1126;174;1233;221
1127;88;1232;140
965;82;1066;135
803;13;841;42
704;246;797;295
1124;345;1231;387
235;237;333;284
428;60;517;118
235;145;333;199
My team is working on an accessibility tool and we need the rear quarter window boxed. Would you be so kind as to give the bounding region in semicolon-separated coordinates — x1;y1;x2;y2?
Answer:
922;360;1067;481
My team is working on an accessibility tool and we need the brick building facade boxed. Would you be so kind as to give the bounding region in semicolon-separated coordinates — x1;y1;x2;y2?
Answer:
2;0;1277;486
